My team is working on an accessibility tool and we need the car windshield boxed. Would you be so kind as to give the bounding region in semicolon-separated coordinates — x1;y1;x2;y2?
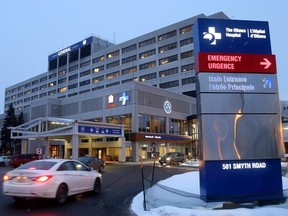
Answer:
17;161;57;170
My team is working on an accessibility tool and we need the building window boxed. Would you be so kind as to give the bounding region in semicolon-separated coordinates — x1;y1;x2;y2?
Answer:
18;85;24;90
106;82;120;88
79;89;90;94
49;59;57;71
180;38;193;47
182;77;196;85
58;77;67;84
58;54;67;67
40;76;47;82
159;80;179;89
80;60;90;68
122;77;138;84
138;114;165;133
25;83;31;88
68;83;78;90
69;65;78;72
159;55;178;65
69;49;79;63
79;79;91;87
49;73;57;79
93;65;104;73
58;87;67;93
40;92;47;98
24;97;30;102
40;84;47;90
92;86;104;91
32;79;39;85
181;50;193;59
68;74;78;81
58;69;66;76
68;92;78;97
159;67;178;77
139;61;156;70
139;49;156;59
181;64;194;72
80;70;91;77
48;90;56;95
48;81;56;87
31;87;38;93
122;55;137;64
158;42;177;53
122;66;137;75
158;30;177;41
169;119;188;135
140;73;157;82
106;71;120;79
122;44;137;53
92;75;104;83
106;60;120;69
80;44;91;59
92;55;105;63
179;25;192;34
139;37;156;48
107;50;120;59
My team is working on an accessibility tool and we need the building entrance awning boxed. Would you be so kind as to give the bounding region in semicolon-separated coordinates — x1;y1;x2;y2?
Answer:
10;117;125;139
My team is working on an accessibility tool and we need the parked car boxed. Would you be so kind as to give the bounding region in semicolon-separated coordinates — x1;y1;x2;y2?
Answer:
9;154;39;167
2;159;102;204
0;156;11;166
77;156;105;172
159;152;186;165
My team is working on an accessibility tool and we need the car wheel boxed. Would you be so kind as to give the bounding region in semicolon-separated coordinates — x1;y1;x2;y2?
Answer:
56;183;68;204
93;178;101;194
159;162;163;165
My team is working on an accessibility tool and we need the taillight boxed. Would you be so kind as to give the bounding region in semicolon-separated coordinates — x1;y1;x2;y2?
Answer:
3;175;11;181
32;175;53;182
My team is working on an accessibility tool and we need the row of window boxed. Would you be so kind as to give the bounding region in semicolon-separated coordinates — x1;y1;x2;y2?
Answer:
7;38;193;97
9;75;196;107
5;63;195;102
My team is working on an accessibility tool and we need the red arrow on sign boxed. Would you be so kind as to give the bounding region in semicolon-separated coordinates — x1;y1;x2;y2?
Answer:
196;52;277;74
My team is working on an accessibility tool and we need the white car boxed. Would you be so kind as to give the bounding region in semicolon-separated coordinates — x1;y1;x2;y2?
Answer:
0;156;11;166
2;159;102;204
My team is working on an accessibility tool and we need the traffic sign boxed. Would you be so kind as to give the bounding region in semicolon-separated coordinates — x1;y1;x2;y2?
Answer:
196;52;276;74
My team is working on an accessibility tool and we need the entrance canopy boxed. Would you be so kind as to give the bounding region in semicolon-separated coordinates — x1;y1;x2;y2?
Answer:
10;117;125;139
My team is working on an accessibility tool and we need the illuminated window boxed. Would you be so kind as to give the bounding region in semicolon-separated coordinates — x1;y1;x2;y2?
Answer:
158;42;177;53
179;25;192;34
92;55;105;63
159;55;178;65
158;30;177;41
93;65;104;73
58;87;67;93
48;81;56;87
92;75;104;83
107;50;119;59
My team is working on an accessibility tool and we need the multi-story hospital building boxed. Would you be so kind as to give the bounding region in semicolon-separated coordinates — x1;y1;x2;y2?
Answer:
3;11;286;161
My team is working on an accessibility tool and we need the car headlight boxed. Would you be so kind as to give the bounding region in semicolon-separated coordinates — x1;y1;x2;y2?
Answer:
166;157;171;161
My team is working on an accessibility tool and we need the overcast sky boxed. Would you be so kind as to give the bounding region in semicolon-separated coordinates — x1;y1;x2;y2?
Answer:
0;0;287;112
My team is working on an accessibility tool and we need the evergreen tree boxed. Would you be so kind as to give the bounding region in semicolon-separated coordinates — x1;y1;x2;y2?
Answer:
0;103;18;154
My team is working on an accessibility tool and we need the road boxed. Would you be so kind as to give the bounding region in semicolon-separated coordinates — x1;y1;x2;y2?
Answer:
0;162;196;216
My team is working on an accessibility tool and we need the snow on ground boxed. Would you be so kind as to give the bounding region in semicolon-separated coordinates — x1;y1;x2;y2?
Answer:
130;162;288;216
